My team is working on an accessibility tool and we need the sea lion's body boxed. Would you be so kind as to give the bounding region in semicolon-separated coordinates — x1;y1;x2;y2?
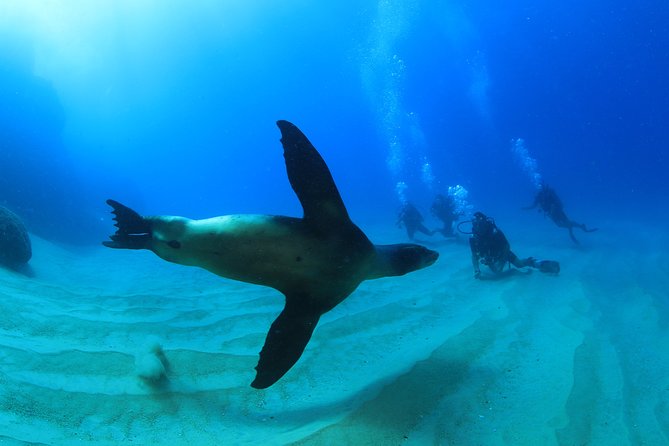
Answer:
149;214;374;312
105;120;438;388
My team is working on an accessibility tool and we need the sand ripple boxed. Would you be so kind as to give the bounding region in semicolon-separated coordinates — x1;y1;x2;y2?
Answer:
0;228;668;445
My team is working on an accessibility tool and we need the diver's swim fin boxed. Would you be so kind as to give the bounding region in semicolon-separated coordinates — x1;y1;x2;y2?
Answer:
536;260;560;274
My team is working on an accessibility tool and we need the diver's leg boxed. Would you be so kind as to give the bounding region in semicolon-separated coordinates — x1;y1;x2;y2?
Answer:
574;221;598;233
441;222;455;237
508;251;533;268
417;224;435;236
510;252;560;274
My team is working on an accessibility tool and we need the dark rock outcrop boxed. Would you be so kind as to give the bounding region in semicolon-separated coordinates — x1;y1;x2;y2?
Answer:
0;206;32;268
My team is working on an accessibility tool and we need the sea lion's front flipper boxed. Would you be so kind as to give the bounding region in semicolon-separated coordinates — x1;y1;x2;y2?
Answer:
251;294;321;389
276;120;350;228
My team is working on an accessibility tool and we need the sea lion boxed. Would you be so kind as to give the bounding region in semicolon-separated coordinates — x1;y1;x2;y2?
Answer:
104;120;439;389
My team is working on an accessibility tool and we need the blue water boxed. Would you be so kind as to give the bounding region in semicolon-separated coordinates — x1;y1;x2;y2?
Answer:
2;1;667;244
2;3;669;444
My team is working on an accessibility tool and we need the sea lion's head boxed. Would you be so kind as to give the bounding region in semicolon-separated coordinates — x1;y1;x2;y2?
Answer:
384;243;439;276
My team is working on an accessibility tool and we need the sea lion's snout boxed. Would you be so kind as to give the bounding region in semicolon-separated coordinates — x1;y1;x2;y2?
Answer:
425;248;439;266
387;244;439;276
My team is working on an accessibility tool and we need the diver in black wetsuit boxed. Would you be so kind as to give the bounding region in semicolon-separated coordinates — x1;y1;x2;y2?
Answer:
465;211;560;279
524;183;597;244
396;202;434;240
431;194;461;237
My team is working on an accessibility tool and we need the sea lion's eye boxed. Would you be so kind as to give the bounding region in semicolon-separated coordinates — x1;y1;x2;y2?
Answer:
167;240;181;249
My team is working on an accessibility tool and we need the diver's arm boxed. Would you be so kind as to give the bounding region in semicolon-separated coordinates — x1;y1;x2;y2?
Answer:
472;254;481;279
469;239;481;279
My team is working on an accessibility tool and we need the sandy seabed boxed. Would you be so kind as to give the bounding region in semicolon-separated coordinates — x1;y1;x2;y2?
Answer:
0;219;667;445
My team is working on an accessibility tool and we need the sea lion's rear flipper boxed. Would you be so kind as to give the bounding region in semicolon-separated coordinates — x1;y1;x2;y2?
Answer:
276;120;350;229
103;199;152;249
251;294;321;389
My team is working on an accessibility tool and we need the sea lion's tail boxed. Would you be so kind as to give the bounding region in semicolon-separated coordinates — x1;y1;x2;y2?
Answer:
103;199;152;249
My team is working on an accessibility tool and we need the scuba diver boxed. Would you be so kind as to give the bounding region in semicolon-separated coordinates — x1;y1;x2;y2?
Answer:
396;202;434;240
461;211;560;279
524;183;598;244
431;194;461;237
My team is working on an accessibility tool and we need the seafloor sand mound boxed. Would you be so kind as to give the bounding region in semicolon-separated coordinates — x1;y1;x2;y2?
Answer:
0;222;667;445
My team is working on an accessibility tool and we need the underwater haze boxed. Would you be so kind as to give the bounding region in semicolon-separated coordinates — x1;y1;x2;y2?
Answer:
2;0;666;241
1;1;669;445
